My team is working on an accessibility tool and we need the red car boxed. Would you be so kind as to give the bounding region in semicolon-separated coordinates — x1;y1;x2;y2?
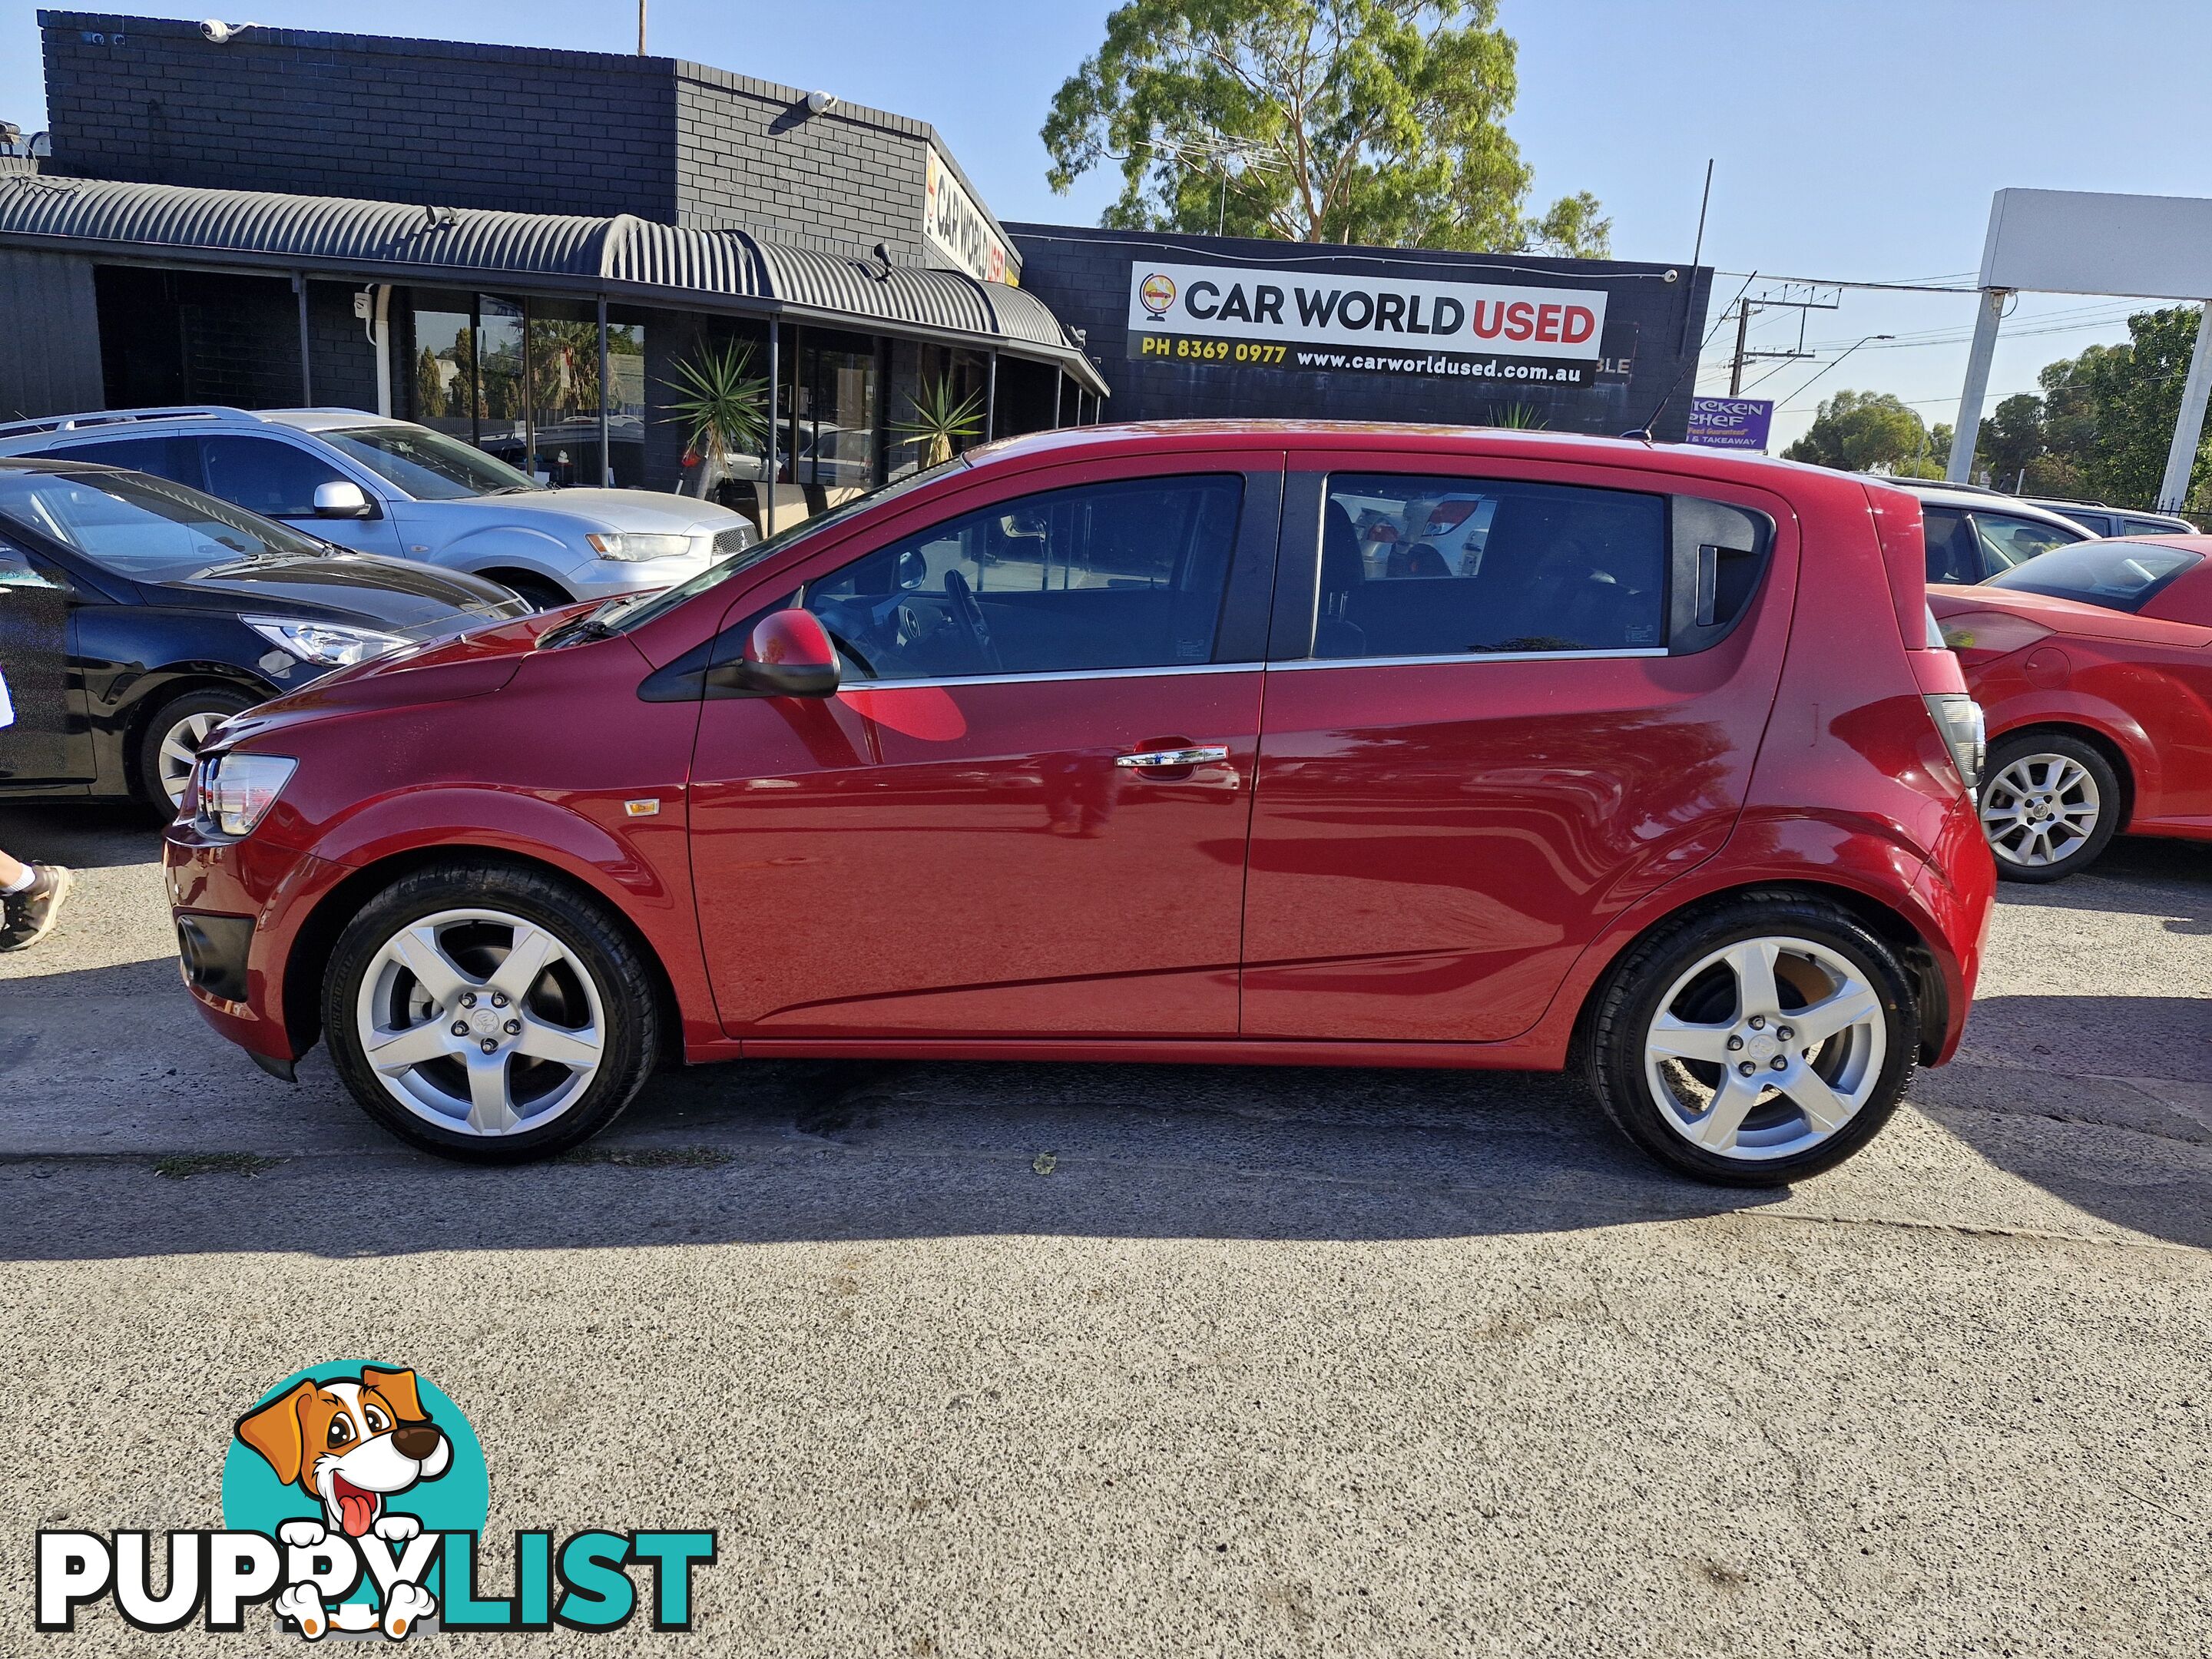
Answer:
164;424;1994;1184
1931;535;2212;880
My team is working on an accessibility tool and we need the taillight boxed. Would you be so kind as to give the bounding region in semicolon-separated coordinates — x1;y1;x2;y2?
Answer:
1924;694;1985;793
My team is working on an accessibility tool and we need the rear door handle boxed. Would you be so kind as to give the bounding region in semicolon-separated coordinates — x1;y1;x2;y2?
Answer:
1115;745;1230;768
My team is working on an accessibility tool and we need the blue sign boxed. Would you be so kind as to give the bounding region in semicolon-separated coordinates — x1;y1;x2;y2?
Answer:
1687;396;1774;451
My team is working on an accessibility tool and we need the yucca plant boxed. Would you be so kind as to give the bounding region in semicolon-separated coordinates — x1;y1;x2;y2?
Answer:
663;341;770;495
1490;402;1549;430
892;376;985;468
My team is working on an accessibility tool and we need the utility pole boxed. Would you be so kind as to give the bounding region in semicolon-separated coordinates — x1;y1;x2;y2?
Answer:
1729;302;1754;395
637;0;646;55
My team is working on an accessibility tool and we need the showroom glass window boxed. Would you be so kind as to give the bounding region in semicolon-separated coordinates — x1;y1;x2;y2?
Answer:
800;475;1243;680
1316;475;1667;658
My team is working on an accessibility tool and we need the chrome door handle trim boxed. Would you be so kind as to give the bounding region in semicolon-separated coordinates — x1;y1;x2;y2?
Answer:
1115;746;1230;768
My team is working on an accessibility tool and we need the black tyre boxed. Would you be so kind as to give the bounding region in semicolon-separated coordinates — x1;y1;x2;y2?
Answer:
488;571;573;611
1585;892;1919;1187
323;861;662;1163
1979;731;2121;883
136;686;256;814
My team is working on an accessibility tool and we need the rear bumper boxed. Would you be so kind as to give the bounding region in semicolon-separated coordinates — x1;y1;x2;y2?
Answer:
1913;790;1998;1065
164;823;355;1064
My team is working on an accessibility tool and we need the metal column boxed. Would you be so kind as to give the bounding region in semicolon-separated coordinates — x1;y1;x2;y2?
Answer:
2157;302;2212;513
1053;365;1065;429
595;296;611;488
293;272;313;405
1946;288;2008;485
764;319;780;537
985;352;998;441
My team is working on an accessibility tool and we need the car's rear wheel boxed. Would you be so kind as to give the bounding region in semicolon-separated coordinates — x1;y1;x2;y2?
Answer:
137;687;255;813
1586;894;1919;1186
323;862;661;1162
1980;732;2119;882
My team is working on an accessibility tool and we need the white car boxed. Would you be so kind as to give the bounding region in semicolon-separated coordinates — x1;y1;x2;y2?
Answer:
1865;478;2094;584
0;406;757;608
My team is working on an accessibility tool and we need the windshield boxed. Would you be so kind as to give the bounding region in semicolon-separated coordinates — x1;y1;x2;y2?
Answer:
0;466;332;578
317;425;542;501
1985;538;2200;613
601;455;970;634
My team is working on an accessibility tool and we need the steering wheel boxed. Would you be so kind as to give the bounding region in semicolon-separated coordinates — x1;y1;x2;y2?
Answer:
941;568;1002;673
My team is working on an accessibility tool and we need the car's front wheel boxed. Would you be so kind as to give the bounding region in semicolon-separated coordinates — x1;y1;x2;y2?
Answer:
1586;893;1919;1186
137;686;255;813
1979;731;2119;882
323;861;662;1162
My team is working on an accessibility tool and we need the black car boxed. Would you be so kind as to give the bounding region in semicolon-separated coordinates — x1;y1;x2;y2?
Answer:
0;458;528;810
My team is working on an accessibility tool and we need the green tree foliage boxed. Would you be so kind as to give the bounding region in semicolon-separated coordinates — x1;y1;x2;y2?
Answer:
1780;390;1930;474
1996;307;2211;511
413;347;446;419
1042;0;1608;254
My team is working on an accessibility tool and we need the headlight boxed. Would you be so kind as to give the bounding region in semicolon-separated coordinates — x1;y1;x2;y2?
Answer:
244;616;406;667
195;753;298;838
1925;694;1986;793
585;532;704;562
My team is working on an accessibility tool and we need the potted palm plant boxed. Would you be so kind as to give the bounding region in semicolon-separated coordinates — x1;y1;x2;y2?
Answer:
663;340;770;500
892;376;985;469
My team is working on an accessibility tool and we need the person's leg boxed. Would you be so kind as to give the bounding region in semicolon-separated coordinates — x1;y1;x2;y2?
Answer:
0;849;72;952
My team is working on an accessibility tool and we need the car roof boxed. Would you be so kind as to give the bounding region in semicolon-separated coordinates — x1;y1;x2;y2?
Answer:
1856;475;2095;531
0;406;410;444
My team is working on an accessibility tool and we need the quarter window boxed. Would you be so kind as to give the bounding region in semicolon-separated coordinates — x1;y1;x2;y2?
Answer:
200;435;349;518
1316;475;1666;659
802;475;1243;680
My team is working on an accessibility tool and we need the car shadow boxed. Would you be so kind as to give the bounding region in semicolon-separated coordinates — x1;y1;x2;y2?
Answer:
1922;988;2210;1249
0;802;164;870
1997;837;2210;933
0;1047;1797;1263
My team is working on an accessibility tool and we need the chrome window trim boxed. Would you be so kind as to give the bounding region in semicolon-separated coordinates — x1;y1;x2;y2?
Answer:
1271;647;1671;671
838;661;1263;692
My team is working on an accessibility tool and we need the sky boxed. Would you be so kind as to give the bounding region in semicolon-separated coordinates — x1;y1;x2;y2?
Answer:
5;0;2211;455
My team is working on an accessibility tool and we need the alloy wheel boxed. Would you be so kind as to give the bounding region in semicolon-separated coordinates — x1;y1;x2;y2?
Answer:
155;712;227;806
1641;935;1888;1161
1982;752;2101;869
353;908;607;1137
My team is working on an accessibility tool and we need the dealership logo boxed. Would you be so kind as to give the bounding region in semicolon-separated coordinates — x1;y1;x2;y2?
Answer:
36;1362;715;1641
1138;273;1177;317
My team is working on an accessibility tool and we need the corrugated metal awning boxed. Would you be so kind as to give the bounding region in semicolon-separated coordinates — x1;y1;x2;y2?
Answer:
0;175;1107;392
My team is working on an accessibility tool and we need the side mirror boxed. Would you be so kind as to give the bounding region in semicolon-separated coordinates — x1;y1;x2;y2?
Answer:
312;480;374;519
895;548;929;591
708;609;840;698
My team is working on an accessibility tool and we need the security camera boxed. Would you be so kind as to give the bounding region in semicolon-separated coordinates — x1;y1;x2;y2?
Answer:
200;18;258;43
805;89;836;115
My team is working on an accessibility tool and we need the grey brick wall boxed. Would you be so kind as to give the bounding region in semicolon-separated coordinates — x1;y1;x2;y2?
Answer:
35;12;1018;274
1006;224;1710;441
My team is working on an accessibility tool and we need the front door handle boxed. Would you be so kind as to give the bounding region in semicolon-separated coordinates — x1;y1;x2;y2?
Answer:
1115;745;1230;769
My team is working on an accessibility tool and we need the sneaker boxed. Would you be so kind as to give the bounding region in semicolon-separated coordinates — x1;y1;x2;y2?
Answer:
0;864;74;952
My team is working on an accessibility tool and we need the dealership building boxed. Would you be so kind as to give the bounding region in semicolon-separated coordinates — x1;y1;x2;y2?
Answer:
0;12;1710;515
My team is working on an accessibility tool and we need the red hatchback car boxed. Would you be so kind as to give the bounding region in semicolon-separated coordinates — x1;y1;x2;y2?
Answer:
165;423;1995;1184
1932;536;2212;881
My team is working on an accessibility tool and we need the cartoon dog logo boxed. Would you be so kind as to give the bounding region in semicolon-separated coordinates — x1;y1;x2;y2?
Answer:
237;1366;450;1639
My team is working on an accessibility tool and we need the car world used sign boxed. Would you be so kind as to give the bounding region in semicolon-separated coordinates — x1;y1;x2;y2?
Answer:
1125;260;1608;384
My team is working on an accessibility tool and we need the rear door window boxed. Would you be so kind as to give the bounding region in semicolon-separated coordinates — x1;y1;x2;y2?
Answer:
1972;512;2079;571
32;435;204;488
801;475;1243;680
1922;507;1983;583
200;435;349;518
1315;475;1666;658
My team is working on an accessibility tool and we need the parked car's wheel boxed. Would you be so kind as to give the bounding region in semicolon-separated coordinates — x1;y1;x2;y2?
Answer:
1586;893;1919;1186
136;686;256;813
485;571;572;611
1980;731;2120;882
323;861;661;1162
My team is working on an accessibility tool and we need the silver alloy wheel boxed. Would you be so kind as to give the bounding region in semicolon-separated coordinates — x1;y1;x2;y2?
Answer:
1982;752;2101;868
354;908;607;1137
1641;935;1887;1161
155;712;227;806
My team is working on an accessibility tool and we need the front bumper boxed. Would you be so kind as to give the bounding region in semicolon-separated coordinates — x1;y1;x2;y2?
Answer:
164;822;356;1065
561;553;716;598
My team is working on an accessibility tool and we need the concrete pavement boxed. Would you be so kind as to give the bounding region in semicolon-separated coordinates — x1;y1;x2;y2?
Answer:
1;803;2207;1655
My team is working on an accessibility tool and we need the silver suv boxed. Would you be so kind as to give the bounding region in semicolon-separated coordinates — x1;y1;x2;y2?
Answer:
0;406;756;607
